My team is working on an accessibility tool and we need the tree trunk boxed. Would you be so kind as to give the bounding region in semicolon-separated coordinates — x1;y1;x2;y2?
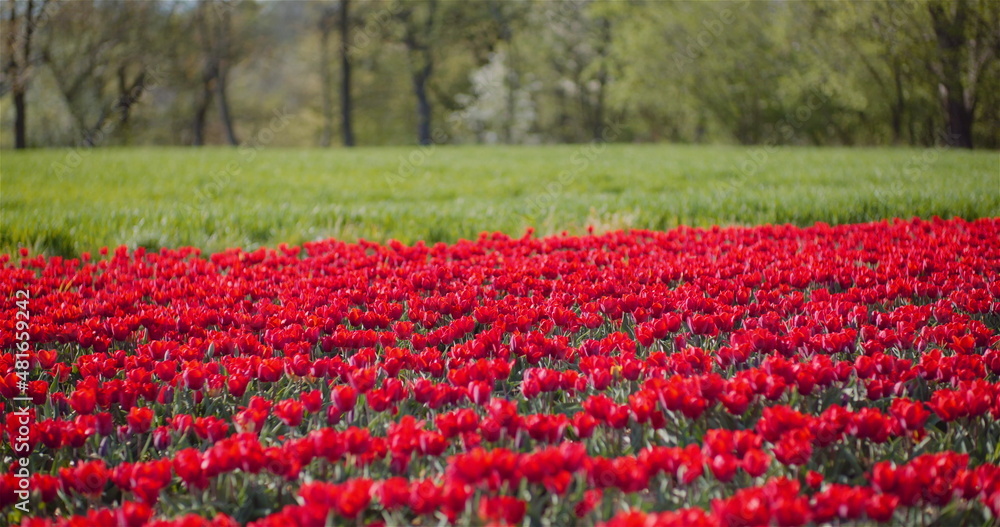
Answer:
503;65;516;144
13;89;27;149
193;79;212;146
593;79;606;142
10;0;35;149
115;66;147;144
400;0;436;146
928;0;975;148
891;60;904;145
193;1;212;146
117;67;129;126
942;96;974;148
318;8;334;147
413;64;432;146
192;0;237;146
592;18;611;142
214;6;238;146
216;66;239;145
339;0;355;147
491;2;515;144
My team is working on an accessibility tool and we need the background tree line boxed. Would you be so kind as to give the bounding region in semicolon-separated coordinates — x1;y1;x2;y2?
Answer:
2;0;998;150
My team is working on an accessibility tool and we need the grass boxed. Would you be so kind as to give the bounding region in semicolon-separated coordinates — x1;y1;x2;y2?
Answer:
1;144;998;257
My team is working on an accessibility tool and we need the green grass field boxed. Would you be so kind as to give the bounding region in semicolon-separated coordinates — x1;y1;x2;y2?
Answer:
2;145;998;257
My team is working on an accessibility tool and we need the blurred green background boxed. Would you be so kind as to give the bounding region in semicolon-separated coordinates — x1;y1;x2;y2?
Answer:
2;1;998;149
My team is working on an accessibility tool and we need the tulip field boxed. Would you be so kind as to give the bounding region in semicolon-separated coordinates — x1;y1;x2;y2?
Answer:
2;145;1000;526
2;214;1000;526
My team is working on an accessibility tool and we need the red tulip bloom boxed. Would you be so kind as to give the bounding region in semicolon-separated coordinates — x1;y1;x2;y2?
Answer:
712;487;770;527
772;428;813;466
575;489;603;518
181;364;207;390
805;470;824;489
227;374;250;397
69;388;97;415
348;368;376;393
32;474;61;503
865;494;899;523
408;479;442;516
300;390;322;413
173;448;208;489
26;380;48;405
94;412;114;436
152;426;172;450
153;360;177;382
335;479;372;518
929;390;965;422
332;385;358;413
374;477;409;510
257;358;284;383
274;400;304;427
742;449;772;478
118;501;153;527
126;407;154;434
61;460;109;496
709;453;738;483
478;496;526;524
772;495;809;527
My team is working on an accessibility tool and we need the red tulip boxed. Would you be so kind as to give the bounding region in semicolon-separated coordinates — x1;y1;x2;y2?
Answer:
69;388;97;415
742;449;772;478
152;426;172;450
332;385;358;413
300;390;322;413
865;494;899;523
274;400;304;427
126;407;154;434
709;453;738;483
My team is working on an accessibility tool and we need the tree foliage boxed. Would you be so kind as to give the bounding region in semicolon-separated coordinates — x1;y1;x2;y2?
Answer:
0;0;996;148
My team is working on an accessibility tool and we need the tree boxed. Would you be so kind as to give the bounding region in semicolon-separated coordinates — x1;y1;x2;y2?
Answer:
318;4;336;147
450;49;537;144
817;1;926;145
40;0;113;141
339;0;355;147
587;13;612;142
3;0;50;149
97;4;162;144
192;0;240;146
3;0;998;149
317;0;355;147
19;0;162;146
927;0;997;148
394;0;439;145
520;0;618;143
483;0;532;143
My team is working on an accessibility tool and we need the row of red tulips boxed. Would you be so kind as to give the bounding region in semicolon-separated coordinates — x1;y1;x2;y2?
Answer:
16;449;1000;527
10;365;999;464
